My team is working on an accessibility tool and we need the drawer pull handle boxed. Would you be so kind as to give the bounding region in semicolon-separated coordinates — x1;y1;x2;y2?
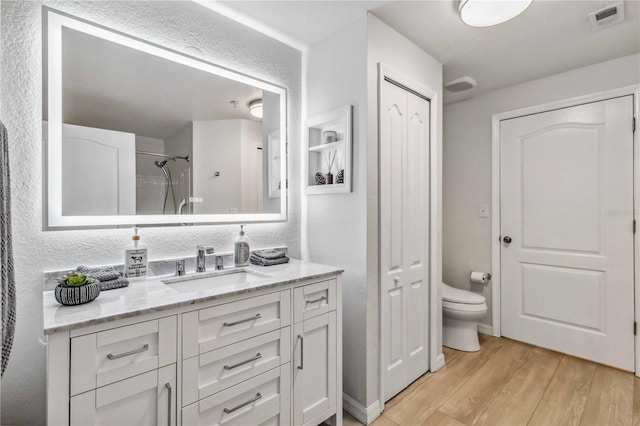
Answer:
223;313;261;327
223;392;262;414
305;295;327;305
106;344;149;360
224;353;262;370
297;334;304;370
165;383;172;425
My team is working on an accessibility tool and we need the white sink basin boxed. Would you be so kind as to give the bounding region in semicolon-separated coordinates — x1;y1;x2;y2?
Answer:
162;269;269;294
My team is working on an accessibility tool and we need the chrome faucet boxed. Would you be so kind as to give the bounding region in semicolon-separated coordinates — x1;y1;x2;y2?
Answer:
196;245;215;272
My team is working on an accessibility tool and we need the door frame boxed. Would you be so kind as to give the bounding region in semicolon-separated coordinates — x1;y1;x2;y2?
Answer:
377;63;442;408
490;85;640;375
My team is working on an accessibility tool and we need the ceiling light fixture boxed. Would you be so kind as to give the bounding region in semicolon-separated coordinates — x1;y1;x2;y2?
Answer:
249;99;263;118
458;0;533;27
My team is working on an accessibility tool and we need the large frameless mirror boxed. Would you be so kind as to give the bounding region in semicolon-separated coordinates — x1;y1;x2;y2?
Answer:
44;9;287;228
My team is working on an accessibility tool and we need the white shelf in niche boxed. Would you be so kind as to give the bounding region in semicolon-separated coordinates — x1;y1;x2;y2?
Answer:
308;140;344;152
305;105;352;195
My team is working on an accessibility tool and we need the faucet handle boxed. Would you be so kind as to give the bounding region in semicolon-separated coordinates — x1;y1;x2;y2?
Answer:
214;255;224;271
175;259;186;276
197;245;215;254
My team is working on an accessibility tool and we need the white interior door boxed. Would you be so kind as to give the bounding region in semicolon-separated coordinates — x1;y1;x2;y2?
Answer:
62;123;136;215
380;79;431;401
500;96;635;371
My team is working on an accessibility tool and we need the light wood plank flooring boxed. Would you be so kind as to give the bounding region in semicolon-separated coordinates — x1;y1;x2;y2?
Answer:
344;335;638;426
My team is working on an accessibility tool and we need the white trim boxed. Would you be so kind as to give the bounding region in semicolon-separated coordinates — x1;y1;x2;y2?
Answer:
477;323;493;336
431;353;446;371
343;394;381;425
490;85;640;373
377;63;441;407
633;88;640;378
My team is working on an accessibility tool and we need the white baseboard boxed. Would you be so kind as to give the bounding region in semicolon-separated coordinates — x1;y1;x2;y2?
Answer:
343;394;381;425
478;323;493;336
431;353;445;371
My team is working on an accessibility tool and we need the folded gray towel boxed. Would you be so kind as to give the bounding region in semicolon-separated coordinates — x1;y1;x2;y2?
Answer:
253;249;287;260
77;265;121;282
250;254;289;266
98;276;129;291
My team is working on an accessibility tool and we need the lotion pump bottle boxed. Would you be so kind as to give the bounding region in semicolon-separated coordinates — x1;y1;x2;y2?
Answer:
234;225;250;267
125;227;148;278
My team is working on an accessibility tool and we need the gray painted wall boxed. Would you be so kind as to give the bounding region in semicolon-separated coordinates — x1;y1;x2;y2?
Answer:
443;53;640;330
0;2;301;424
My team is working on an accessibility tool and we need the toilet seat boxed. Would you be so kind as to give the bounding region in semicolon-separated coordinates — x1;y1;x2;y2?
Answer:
442;300;487;313
442;283;485;305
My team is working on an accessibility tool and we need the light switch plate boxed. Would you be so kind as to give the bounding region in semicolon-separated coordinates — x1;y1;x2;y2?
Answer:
479;204;489;218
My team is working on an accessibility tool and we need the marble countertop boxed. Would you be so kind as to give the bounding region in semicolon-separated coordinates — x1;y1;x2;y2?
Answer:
43;259;343;335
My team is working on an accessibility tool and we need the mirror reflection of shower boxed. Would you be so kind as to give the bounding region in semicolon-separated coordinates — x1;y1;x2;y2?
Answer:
136;150;191;215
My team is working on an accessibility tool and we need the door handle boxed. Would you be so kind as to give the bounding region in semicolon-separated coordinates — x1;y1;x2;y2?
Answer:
502;236;512;244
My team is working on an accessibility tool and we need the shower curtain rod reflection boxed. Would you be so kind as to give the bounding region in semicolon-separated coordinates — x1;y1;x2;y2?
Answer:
136;150;190;163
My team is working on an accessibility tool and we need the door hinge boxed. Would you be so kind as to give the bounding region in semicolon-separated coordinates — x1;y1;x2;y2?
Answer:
634;321;637;336
634;219;637;234
633;117;636;133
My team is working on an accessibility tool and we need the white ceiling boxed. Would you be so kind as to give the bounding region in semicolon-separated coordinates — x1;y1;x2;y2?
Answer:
212;0;640;104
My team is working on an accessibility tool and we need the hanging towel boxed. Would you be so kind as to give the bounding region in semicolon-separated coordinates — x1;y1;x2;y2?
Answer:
1;120;15;376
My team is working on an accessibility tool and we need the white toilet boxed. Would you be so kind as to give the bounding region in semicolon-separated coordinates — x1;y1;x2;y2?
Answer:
442;282;487;352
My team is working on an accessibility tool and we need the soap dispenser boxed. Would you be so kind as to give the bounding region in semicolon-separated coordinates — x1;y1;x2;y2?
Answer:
234;225;250;267
125;227;148;278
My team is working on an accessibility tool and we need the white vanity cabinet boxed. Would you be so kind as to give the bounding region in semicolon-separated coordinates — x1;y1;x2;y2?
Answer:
46;269;342;426
293;280;338;426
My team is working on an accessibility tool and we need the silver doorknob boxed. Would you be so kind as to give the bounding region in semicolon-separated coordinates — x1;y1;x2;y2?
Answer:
503;236;512;244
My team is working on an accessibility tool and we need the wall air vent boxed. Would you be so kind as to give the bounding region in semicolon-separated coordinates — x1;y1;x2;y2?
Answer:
589;2;625;30
444;76;477;93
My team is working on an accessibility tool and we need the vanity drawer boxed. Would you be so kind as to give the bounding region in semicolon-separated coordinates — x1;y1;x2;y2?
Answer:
70;316;177;396
182;327;291;406
294;280;336;323
181;365;290;426
182;290;290;359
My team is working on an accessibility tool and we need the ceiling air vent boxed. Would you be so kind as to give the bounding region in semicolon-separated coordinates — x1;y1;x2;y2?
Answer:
445;76;477;93
589;2;625;30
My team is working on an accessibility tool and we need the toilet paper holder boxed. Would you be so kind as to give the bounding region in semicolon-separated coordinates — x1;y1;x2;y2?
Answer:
470;271;491;283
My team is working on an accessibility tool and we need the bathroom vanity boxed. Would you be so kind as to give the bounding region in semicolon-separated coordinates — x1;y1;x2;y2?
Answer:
43;260;343;426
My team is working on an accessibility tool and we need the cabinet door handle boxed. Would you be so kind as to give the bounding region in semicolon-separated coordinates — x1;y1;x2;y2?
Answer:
165;383;172;425
223;353;262;370
223;392;262;414
305;295;327;304
297;334;304;370
223;313;261;327
106;343;149;360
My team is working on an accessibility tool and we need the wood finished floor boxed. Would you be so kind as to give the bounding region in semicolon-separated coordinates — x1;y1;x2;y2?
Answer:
344;335;639;426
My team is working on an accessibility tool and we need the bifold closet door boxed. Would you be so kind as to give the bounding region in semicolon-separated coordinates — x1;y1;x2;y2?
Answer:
380;78;431;402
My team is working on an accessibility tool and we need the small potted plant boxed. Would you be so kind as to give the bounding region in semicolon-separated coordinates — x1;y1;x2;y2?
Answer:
54;272;101;306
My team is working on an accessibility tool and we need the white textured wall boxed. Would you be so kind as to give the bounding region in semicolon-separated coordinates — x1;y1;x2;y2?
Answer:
305;14;368;406
367;13;443;407
0;2;301;424
443;53;640;330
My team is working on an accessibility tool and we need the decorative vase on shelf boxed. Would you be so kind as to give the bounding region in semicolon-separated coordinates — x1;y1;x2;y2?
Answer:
315;172;326;185
336;169;344;184
325;171;334;185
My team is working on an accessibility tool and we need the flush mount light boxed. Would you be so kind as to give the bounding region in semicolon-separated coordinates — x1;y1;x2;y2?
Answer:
458;0;533;27
249;99;263;118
